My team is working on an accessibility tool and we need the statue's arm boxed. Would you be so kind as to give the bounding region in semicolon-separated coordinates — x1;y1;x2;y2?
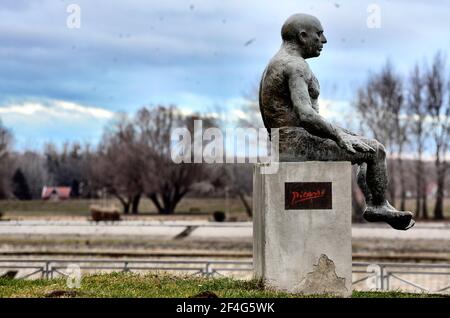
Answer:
286;65;376;154
288;69;342;143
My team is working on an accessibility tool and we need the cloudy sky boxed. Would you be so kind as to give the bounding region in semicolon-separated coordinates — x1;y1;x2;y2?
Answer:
0;0;449;150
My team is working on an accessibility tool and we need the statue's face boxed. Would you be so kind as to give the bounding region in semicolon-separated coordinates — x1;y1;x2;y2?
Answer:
300;20;327;58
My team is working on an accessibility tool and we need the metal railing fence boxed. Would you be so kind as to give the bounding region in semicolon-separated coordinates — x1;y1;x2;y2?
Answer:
1;259;449;293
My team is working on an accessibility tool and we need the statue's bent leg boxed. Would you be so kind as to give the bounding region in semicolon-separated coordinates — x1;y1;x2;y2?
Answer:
357;163;372;204
278;128;414;230
361;139;387;205
354;139;414;230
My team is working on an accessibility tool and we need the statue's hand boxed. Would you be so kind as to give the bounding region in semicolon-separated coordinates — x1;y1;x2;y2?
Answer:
337;133;375;154
336;134;356;154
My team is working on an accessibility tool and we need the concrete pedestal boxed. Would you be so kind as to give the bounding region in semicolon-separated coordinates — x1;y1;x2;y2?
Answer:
253;161;352;297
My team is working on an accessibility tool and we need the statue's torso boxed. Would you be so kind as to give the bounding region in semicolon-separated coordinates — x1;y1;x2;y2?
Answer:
259;51;320;130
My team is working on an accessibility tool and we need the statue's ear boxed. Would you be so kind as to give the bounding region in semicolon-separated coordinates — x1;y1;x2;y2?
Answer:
298;31;308;44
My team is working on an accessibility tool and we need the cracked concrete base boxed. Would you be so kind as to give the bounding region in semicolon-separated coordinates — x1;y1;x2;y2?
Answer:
253;162;352;297
294;254;348;296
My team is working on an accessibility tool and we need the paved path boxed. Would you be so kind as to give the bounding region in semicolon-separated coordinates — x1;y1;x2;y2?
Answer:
0;220;449;240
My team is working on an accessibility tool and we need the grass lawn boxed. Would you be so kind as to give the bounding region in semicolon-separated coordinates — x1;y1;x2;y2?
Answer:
0;197;249;218
0;198;449;219
0;273;446;298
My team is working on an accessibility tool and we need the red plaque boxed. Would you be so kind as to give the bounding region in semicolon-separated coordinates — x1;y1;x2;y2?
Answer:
285;182;332;210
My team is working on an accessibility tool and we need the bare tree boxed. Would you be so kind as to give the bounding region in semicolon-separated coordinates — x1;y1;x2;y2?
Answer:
391;88;409;211
406;63;429;219
136;106;218;215
0;120;12;198
14;151;49;199
224;164;253;217
94;115;144;214
211;86;263;217
354;62;405;205
424;52;450;220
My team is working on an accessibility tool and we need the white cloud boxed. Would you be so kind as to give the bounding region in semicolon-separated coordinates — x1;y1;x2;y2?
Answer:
0;99;114;150
0;100;114;120
54;100;114;119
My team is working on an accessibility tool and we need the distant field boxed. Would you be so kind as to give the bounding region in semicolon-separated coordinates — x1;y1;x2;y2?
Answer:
0;197;448;219
403;198;450;219
0;197;249;218
0;272;446;298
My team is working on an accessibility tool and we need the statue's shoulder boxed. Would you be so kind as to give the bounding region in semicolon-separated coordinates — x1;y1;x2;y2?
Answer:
284;57;311;79
266;52;310;79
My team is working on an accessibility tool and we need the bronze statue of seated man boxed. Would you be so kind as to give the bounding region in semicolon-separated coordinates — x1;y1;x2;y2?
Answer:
259;13;415;230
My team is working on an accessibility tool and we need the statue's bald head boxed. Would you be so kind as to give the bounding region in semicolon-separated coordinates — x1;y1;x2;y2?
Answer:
281;13;327;59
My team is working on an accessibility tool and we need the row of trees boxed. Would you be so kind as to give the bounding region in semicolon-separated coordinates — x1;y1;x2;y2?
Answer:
0;107;253;216
355;53;450;219
90;107;222;214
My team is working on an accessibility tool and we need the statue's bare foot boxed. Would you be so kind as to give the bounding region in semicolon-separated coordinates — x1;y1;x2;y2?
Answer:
363;201;415;231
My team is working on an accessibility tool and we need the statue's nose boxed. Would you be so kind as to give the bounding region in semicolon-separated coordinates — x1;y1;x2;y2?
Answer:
321;34;327;44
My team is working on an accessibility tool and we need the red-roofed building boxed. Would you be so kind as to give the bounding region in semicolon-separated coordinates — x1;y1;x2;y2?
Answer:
41;187;72;200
